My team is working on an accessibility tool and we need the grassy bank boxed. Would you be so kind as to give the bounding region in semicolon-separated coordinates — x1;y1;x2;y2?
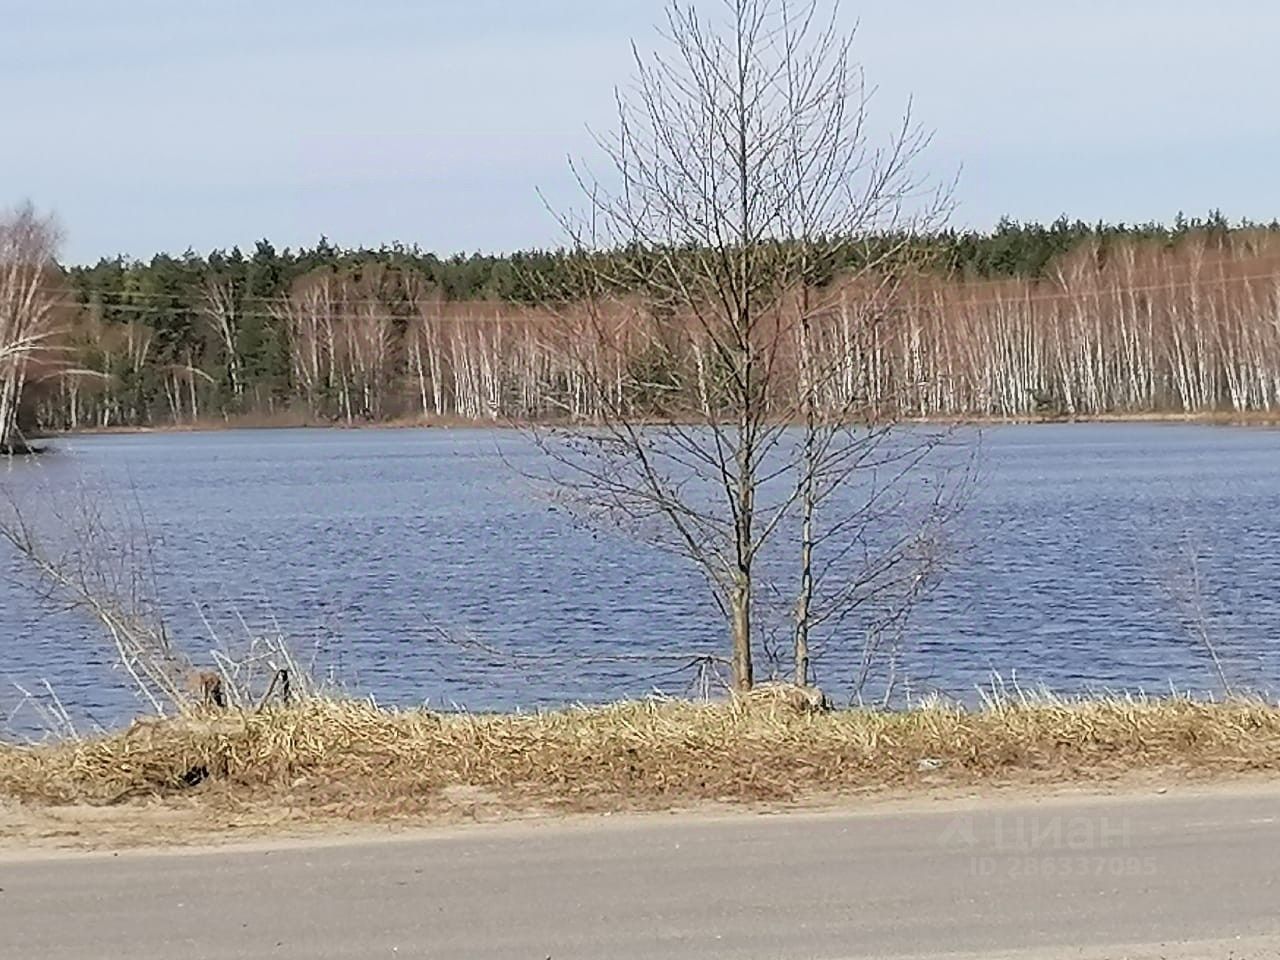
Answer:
4;691;1280;826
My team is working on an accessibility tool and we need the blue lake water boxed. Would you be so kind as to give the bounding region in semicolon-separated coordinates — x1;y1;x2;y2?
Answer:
2;423;1278;734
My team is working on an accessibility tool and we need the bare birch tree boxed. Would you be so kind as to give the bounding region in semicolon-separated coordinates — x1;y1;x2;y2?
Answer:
0;204;64;452
201;277;244;409
538;0;949;693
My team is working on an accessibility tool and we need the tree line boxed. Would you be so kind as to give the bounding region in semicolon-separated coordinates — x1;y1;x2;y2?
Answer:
4;207;1280;445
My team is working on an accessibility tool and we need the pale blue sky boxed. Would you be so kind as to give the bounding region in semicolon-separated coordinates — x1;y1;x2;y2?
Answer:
4;0;1277;264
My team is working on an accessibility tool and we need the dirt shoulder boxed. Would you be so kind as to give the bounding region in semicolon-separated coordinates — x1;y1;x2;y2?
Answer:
4;771;1279;859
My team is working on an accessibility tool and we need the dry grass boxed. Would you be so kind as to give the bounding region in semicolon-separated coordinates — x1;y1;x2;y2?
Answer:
4;689;1280;823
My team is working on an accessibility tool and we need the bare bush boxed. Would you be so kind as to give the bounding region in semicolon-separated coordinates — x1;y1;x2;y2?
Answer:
1157;533;1235;697
0;474;315;720
0;203;65;451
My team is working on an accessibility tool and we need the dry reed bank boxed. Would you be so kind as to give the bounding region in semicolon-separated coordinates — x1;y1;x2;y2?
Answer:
4;692;1280;830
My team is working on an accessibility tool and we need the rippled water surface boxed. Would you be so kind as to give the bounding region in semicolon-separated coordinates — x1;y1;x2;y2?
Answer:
2;424;1278;731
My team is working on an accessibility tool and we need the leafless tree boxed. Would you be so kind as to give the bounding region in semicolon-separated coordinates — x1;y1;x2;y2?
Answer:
535;0;954;693
201;277;244;408
0;203;64;452
273;272;338;419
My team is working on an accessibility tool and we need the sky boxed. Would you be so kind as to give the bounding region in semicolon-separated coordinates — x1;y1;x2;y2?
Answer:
3;0;1278;264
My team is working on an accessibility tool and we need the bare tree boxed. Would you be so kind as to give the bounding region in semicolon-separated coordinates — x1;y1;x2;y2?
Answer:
0;203;64;452
273;272;338;420
201;277;245;409
536;0;951;693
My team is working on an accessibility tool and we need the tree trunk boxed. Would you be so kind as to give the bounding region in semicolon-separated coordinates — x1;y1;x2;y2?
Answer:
794;306;816;687
0;371;18;450
730;573;753;692
732;409;755;692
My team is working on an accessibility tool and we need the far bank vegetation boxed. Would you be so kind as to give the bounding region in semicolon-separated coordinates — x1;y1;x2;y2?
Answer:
4;223;1280;436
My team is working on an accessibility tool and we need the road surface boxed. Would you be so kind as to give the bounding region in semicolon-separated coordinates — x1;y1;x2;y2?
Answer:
3;786;1280;959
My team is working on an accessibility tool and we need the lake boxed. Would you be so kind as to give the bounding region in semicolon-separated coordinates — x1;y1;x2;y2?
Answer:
2;423;1278;734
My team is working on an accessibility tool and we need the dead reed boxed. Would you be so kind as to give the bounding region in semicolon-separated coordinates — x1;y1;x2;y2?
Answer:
3;689;1280;817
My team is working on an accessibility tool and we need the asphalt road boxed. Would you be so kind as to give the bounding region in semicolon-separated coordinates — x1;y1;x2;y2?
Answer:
4;786;1280;959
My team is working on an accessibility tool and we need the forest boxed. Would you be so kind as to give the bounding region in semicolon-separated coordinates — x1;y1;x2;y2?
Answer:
5;208;1280;442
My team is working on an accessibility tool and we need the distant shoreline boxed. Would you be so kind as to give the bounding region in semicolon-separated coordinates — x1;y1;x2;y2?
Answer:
35;409;1280;440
